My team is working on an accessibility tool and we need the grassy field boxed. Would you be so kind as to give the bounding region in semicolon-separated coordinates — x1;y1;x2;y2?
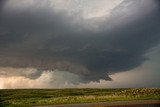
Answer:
0;88;160;107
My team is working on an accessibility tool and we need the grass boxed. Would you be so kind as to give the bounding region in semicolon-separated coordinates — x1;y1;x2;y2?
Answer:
0;88;160;107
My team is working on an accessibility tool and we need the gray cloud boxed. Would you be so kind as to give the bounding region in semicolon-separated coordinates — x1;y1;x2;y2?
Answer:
0;0;5;9
0;0;160;82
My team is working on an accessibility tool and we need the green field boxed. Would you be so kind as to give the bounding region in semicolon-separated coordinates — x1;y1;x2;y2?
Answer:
0;88;160;107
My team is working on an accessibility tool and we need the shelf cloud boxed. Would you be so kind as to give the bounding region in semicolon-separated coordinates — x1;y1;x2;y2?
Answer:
0;0;160;86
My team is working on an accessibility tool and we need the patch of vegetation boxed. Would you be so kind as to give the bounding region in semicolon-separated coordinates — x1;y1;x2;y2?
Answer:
0;88;160;107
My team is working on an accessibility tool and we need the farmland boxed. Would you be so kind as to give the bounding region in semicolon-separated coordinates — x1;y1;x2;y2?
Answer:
0;88;160;107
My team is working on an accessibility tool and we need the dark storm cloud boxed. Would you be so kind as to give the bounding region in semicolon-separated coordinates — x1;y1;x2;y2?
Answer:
0;0;6;14
0;0;160;82
0;0;5;8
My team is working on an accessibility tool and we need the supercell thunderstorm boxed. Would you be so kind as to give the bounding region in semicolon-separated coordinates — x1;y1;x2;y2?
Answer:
0;0;160;88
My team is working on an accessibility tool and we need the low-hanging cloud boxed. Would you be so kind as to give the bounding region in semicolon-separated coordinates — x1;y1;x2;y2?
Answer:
0;68;82;89
0;0;160;83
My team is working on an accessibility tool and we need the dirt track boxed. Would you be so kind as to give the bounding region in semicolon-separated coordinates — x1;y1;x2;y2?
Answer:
107;103;160;107
34;100;160;107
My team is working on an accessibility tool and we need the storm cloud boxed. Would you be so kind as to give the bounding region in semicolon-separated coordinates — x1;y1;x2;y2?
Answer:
0;0;160;82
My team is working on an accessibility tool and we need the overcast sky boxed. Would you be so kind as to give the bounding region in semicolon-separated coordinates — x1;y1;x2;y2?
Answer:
0;0;160;89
